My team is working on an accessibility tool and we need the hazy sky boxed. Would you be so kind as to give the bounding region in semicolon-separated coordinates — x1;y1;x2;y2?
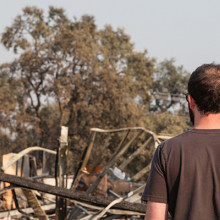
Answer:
1;0;220;72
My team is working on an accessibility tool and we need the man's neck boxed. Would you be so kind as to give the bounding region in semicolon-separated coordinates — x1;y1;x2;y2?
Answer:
194;113;220;129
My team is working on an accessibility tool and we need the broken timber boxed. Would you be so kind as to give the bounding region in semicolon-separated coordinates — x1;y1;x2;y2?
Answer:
56;126;69;219
0;173;146;214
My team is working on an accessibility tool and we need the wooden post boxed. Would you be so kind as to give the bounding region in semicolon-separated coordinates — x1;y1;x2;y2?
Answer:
56;126;69;220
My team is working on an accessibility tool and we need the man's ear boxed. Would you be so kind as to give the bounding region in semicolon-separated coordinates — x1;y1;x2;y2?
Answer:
188;95;196;109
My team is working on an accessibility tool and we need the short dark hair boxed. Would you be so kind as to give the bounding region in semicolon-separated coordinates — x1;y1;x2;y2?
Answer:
188;63;220;114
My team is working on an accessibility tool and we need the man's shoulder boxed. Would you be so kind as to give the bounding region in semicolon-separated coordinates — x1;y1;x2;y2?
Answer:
158;129;194;154
159;128;220;153
161;129;192;146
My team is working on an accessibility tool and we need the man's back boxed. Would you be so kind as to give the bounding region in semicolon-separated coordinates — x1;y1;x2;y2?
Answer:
142;129;220;219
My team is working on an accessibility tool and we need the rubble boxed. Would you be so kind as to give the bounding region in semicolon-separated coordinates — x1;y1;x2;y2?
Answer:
0;127;171;219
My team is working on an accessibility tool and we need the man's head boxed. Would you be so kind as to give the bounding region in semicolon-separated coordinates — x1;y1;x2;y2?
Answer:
188;63;220;115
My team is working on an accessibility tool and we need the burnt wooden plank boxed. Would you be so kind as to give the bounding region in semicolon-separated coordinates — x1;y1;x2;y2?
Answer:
0;173;146;213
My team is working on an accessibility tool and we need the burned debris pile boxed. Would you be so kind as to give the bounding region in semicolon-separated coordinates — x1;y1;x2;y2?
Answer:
0;127;171;219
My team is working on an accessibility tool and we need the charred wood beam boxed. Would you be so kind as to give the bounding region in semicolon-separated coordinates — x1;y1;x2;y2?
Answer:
119;136;152;170
22;188;49;220
0;173;146;213
86;130;143;194
131;163;151;182
70;131;96;189
90;127;161;148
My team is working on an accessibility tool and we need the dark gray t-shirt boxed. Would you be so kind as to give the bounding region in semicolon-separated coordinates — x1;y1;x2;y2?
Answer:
142;129;220;220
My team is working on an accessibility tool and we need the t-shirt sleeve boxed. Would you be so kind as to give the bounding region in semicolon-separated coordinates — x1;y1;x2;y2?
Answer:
141;144;168;203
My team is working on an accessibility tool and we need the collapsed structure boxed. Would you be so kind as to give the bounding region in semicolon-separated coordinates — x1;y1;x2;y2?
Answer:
0;127;171;219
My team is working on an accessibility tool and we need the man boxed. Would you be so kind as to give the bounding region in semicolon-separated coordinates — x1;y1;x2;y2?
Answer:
141;64;220;219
